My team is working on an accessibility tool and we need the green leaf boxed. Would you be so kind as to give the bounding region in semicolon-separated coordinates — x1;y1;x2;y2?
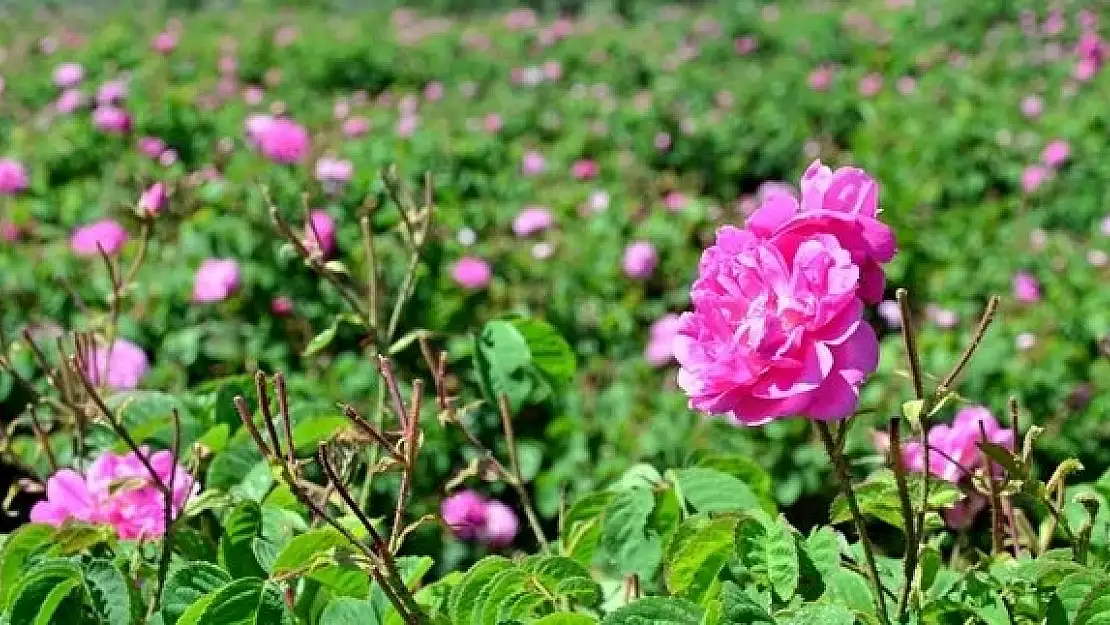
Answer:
764;516;800;601
691;453;776;514
1059;570;1110;616
191;578;292;625
533;615;598;625
304;319;340;356
271;528;352;575
663;515;737;602
825;569;874;613
668;468;760;514
50;521;116;556
599;488;662;578
207;429;265;491
161;563;233;625
449;556;512;625
0;524;55;610
829;470;961;531
978;440;1028;479
803;527;840;577
526;556;601;607
319;597;379;625
778;603;855;625
291;416;349;456
83;558;135;625
600;597;703;625
561;493;613;566
106;391;199;449
220;501;267;579
508;317;576;386
719;582;773;624
1076;581;1110;625
7;560;83;625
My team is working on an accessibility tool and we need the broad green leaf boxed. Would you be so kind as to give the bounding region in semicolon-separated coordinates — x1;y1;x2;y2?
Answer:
830;470;960;531
271;528;352;575
161;563;232;625
691;453;776;513
0;524;55;611
206;429;265;491
719;582;773;624
191;578;292;625
765;516;800;601
475;567;530;625
562;492;613;566
106;391;199;449
1058;570;1110;615
509;317;576;386
778;603;855;625
1076;580;1110;625
663;515;737;602
319;597;378;625
599;488;662;578
291;416;349;456
825;569;873;613
220;501;266;579
804;526;841;577
668;468;760;514
448;556;512;625
533;614;598;625
599;597;703;625
7;560;83;625
83;558;134;625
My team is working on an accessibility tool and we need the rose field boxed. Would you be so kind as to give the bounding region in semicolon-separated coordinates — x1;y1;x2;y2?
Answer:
2;0;1110;623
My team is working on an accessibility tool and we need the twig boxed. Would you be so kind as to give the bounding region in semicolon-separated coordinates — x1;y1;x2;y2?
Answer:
274;373;296;466
26;403;58;473
389;380;423;552
154;408;182;609
816;421;890;625
497;394;550;551
889;418;916;617
360;215;380;333
938;295;1000;393
979;422;1006;555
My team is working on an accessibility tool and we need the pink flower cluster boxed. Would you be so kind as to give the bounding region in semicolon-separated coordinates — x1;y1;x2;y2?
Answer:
31;448;196;540
674;160;895;425
875;406;1014;528
440;490;519;547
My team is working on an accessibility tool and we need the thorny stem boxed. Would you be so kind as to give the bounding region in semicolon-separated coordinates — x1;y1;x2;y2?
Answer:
497;394;550;552
816;421;890;625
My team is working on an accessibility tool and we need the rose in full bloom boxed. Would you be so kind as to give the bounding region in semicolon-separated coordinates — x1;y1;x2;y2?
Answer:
138;182;168;216
0;158;29;194
193;258;241;303
31;448;196;540
71;219;129;256
675;225;879;424
85;338;150;390
512;206;554;237
451;256;492;290
744;160;896;303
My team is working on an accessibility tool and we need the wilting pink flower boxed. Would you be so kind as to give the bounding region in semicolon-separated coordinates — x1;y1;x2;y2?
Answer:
451;257;492;290
193;258;241;303
152;31;178;54
1013;271;1041;303
858;73;883;97
646;314;683;366
522;151;545;175
85;338;149;390
55;88;85;114
71;220;128;256
343;116;370;138
256;118;309;163
0;159;28;194
480;500;519;547
315;157;353;187
53;62;84;88
441;490;487;540
31;448;196;540
92;106;132;133
1021;95;1043;118
1041;140;1070;168
623;241;658;280
809;65;834;91
1022;165;1048;193
138;182;167;216
675;225;879;425
744;159;896;303
664;191;688;212
305;210;337;258
512;207;554;237
138;137;166;158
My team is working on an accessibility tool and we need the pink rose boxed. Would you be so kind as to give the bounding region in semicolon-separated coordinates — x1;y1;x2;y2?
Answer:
152;31;179;54
256;118;309;164
571;159;599;181
85;338;150;390
193;258;241;303
138;182;168;216
858;73;883;97
451;257;492;290
622;241;658;280
877;405;1014;485
71;219;129;256
53;62;84;88
645;314;683;366
479;500;519;548
1013;271;1041;303
675;226;879;424
1041;139;1070;168
138;136;166;158
1021;165;1048;194
664;191;688;212
441;490;487;540
522;151;545;175
1020;95;1043;119
512;206;554;237
31;448;196;540
55;88;85;115
271;296;294;316
305;210;337;258
343;116;370;138
92;106;132;134
744;159;896;303
809;65;834;91
314;157;353;186
0;158;29;194
96;80;128;105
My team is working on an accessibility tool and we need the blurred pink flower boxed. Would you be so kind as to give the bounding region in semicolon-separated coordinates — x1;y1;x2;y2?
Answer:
1041;139;1070;168
858;73;883;97
1021;165;1048;193
522;151;545;175
734;37;758;55
878;299;902;328
152;31;178;54
31;448;196;540
808;65;834;91
479;500;519;547
896;76;916;95
343;116;370;138
571;159;599;181
55;88;85;114
663;191;688;212
0;158;29;194
92;106;132;134
271;296;294;316
242;86;264;105
138;182;168;216
1;221;20;242
85;338;149;390
397;115;418;137
71;220;128;256
305;210;337;258
96;80;127;105
512;206;554;237
1020;95;1043;119
138;136;166;158
877;405;1014;484
1013;271;1041;303
645;314;683;366
53;62;84;88
424;81;445;101
159;149;178;168
654;132;672;152
622;241;658;280
256;118;309;164
315;157;353;186
441;490;487;540
451;256;492;290
928;305;959;329
193;258;241;303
